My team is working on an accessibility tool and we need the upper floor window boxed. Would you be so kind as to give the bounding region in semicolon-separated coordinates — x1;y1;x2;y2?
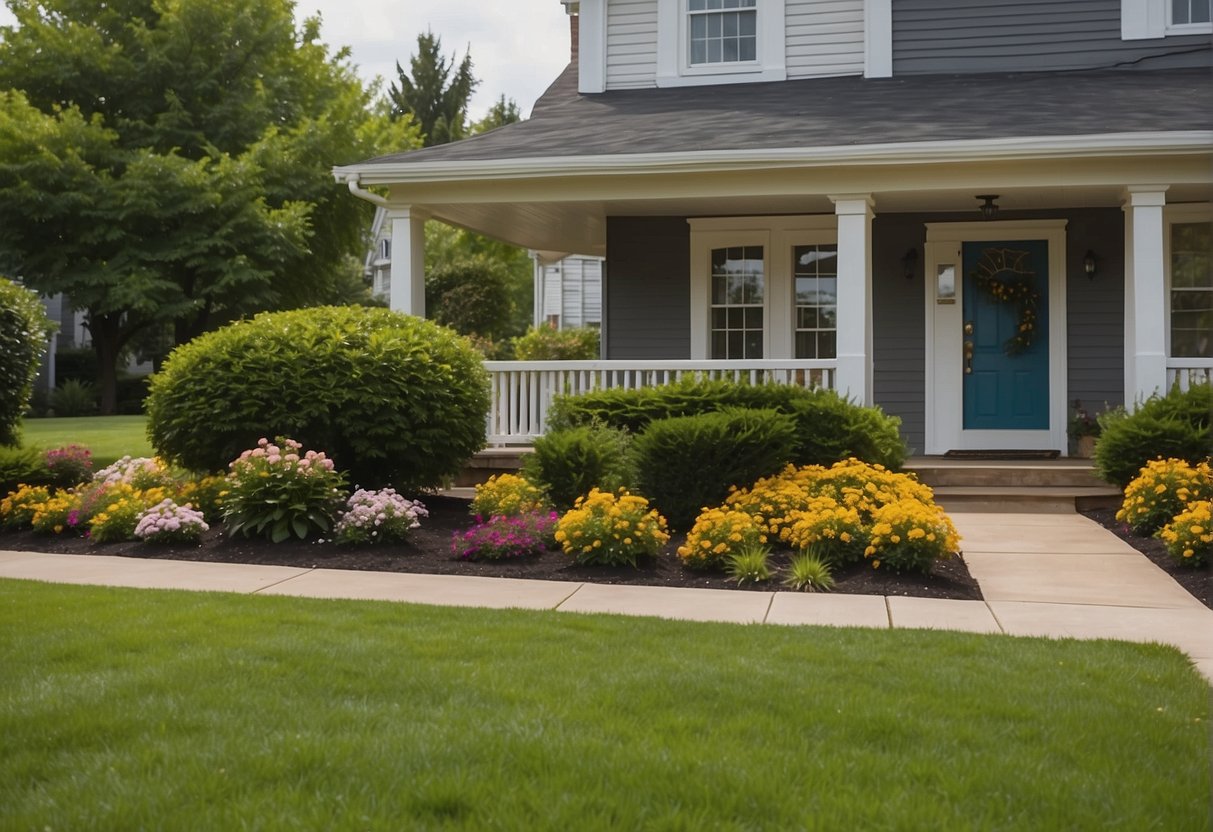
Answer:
1172;0;1212;25
688;0;757;66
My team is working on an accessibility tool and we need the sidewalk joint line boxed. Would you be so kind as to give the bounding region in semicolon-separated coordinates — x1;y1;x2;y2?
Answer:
984;600;1007;634
884;596;893;629
552;583;586;611
250;567;318;595
761;592;776;624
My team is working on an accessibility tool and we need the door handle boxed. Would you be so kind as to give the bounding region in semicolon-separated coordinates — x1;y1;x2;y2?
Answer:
963;340;974;375
963;321;974;335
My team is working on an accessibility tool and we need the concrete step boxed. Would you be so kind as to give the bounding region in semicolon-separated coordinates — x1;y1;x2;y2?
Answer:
934;485;1121;514
906;459;1107;489
454;446;531;487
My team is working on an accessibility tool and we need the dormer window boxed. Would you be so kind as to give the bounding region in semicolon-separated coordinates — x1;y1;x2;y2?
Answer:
656;0;786;88
688;0;757;65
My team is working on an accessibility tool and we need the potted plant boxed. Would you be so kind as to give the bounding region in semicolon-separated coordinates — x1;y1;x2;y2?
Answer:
1068;399;1101;458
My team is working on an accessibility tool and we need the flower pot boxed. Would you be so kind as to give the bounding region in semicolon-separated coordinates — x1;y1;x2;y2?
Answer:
1075;435;1096;459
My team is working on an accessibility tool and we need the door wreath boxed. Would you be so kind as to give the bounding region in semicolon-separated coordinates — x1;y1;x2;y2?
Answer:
970;247;1041;356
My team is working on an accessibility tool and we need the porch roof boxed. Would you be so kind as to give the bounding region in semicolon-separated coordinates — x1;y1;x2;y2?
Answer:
354;66;1211;169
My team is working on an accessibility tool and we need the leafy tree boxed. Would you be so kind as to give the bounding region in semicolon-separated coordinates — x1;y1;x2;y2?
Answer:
0;0;419;412
0;277;53;446
425;257;515;340
473;95;522;134
388;31;477;147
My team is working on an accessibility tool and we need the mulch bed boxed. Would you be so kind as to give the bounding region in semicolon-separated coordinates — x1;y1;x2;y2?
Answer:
0;494;982;601
1080;508;1212;611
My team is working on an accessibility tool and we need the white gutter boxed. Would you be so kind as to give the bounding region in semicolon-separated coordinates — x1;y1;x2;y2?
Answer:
333;131;1213;186
343;174;388;207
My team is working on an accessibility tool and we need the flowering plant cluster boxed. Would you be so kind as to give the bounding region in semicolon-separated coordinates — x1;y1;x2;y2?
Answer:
88;484;171;543
676;507;765;571
133;499;209;544
176;475;226;523
1158;500;1213;567
0;484;52;529
93;456;172;490
29;490;78;535
44;444;92;487
724;468;813;540
1116;458;1213;536
470;473;550;518
783;497;869;566
223;437;347;542
864;499;960;573
334;488;428;546
453;511;559;561
555;488;670;567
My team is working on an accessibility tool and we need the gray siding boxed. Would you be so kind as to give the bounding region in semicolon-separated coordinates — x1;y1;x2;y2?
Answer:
785;0;865;79
893;0;1212;75
605;217;691;359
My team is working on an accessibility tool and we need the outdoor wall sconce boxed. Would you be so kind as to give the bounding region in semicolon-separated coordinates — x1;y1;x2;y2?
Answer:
976;194;1000;219
1084;249;1098;280
902;247;919;280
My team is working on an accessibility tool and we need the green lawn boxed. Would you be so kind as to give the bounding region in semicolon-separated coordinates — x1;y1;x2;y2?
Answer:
20;415;152;467
1;580;1208;830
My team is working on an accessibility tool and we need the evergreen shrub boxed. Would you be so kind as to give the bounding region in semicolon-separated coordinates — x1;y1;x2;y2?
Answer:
0;278;53;446
546;379;905;469
632;408;797;531
146;306;489;490
1094;384;1212;487
521;423;633;511
512;325;600;360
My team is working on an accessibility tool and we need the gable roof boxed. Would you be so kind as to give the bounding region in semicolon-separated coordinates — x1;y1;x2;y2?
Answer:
353;66;1212;169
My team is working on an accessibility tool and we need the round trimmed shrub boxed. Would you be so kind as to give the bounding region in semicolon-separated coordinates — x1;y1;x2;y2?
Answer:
0;277;53;447
1094;384;1212;487
146;306;489;490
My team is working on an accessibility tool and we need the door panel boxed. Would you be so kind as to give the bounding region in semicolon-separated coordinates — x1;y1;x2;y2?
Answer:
961;240;1049;430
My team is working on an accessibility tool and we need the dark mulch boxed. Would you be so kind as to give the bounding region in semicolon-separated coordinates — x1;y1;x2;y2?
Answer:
0;495;982;601
1080;507;1212;611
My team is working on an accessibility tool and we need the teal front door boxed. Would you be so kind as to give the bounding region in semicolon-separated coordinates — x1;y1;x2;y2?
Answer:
962;240;1049;430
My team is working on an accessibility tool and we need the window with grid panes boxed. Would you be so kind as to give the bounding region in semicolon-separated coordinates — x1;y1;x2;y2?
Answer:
793;244;837;359
688;0;757;65
1170;221;1213;358
1172;0;1212;25
710;246;764;359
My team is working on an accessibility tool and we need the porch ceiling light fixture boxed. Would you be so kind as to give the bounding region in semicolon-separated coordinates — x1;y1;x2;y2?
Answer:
1084;249;1098;280
976;194;1000;220
901;247;919;280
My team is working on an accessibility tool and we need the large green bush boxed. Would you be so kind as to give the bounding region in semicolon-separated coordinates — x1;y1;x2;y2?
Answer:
426;257;515;340
1095;384;1212;487
0;278;52;446
547;379;906;469
521;423;633;511
146;306;490;490
632;408;797;531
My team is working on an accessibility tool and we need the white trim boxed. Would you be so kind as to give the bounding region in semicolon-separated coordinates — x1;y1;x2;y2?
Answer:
335;131;1213;185
387;207;428;316
863;0;892;78
1124;187;1170;402
831;195;874;404
1122;0;1167;39
688;214;836;360
1167;0;1213;33
578;0;607;93
656;0;786;88
923;220;1069;455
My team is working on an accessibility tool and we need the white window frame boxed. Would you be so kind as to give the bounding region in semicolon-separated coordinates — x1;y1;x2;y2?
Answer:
689;215;835;359
1122;0;1212;38
1164;203;1213;359
657;0;786;88
1168;0;1213;31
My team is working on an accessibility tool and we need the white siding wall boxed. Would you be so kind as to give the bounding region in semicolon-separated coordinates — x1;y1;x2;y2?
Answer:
786;0;864;78
540;257;603;329
606;0;659;89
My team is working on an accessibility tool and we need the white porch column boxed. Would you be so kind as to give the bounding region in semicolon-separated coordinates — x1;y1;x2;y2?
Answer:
1123;186;1168;406
831;195;874;404
388;207;427;316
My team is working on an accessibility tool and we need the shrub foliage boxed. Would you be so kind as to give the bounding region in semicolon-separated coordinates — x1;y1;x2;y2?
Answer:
512;325;600;360
546;379;905;470
1095;384;1212;488
0;277;52;446
521;423;633;512
146;306;489;489
633;408;797;531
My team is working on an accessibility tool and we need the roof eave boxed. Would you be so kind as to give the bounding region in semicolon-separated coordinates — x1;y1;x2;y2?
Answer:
333;130;1213;186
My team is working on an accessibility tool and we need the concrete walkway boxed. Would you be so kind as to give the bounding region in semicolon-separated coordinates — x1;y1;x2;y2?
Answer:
1;510;1210;682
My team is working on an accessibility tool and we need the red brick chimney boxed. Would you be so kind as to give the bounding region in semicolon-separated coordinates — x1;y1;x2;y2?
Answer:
569;12;580;64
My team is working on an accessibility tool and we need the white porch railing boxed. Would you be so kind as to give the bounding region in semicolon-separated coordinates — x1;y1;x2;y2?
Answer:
1167;358;1213;391
483;359;837;445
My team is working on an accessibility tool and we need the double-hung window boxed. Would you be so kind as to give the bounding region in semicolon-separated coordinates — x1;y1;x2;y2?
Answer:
1171;0;1212;26
688;0;757;66
1167;213;1213;358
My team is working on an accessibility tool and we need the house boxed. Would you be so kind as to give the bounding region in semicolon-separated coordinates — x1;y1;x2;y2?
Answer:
335;0;1212;452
